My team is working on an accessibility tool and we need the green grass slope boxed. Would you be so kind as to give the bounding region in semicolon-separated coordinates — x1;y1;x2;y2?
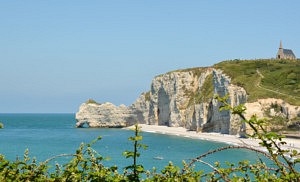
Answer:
214;59;300;105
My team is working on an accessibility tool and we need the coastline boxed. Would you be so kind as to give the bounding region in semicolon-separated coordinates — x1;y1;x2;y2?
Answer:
126;124;300;152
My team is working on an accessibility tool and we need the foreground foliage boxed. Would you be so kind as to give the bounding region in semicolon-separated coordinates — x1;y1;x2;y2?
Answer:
1;96;300;181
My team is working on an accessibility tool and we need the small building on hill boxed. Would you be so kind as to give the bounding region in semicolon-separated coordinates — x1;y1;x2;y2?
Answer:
276;41;296;60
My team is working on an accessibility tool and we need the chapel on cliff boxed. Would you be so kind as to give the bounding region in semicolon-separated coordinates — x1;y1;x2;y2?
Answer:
276;41;296;60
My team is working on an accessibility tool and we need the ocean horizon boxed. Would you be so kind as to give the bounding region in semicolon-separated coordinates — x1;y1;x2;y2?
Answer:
0;113;266;172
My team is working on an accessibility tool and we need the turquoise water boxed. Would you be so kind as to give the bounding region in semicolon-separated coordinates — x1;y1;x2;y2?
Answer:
0;114;264;172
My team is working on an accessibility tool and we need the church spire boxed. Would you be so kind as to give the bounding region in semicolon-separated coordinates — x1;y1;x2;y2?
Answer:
279;40;283;49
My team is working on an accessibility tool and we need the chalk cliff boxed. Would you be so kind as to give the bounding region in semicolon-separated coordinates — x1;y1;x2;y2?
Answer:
76;60;300;135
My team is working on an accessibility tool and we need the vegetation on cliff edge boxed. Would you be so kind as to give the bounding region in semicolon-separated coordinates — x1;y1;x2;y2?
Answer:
144;92;151;102
186;73;214;108
214;59;300;105
85;99;100;105
155;67;206;78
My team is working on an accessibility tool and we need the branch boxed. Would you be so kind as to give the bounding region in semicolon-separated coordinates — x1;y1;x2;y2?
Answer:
196;159;231;182
43;153;78;164
182;145;288;174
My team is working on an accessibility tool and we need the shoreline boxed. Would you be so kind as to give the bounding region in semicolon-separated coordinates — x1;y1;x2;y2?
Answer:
126;124;300;152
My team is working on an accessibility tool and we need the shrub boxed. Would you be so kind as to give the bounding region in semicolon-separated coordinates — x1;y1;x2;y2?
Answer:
85;99;99;104
144;92;151;102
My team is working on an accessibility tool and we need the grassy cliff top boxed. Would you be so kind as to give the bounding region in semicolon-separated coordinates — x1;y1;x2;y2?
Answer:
214;59;300;105
155;67;207;78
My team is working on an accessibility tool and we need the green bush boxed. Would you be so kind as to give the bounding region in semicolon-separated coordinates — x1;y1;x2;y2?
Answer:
0;122;3;129
144;92;151;102
85;99;99;104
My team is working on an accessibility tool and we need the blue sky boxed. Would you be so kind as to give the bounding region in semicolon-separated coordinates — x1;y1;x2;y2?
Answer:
0;0;299;113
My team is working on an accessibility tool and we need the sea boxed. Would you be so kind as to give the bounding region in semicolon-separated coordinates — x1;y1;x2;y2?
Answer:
0;113;267;173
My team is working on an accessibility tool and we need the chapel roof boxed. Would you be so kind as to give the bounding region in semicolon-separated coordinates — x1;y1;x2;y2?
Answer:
283;49;296;58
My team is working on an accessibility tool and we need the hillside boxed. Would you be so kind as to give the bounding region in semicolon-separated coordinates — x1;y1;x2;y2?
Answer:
214;59;300;105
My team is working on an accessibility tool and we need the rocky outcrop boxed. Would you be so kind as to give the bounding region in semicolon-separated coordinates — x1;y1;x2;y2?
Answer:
76;102;130;128
75;67;300;135
76;93;150;128
245;99;300;121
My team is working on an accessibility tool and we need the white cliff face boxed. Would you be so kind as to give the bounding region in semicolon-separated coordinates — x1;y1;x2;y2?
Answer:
202;69;247;135
128;92;150;125
148;69;212;129
75;68;300;135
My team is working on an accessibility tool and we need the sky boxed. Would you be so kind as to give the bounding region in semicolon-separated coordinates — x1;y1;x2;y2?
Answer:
0;0;299;113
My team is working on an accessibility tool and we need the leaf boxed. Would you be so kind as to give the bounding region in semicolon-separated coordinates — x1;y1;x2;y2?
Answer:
128;136;135;141
265;132;278;139
136;165;144;172
110;165;118;171
135;136;143;141
291;150;298;157
293;158;300;164
137;143;148;149
232;104;247;114
122;151;135;158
